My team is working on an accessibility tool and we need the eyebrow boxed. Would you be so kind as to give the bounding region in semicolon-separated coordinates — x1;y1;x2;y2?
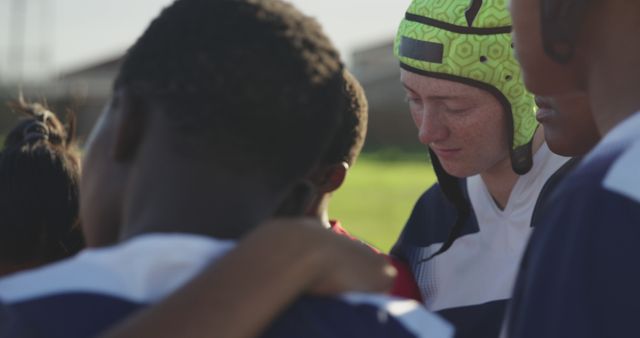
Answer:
401;83;464;101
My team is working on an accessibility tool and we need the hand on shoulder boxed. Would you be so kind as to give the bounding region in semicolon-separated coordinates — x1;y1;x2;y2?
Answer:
248;218;396;295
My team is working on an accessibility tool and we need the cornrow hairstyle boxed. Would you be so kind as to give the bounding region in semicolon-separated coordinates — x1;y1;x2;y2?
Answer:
0;99;83;264
114;0;345;188
320;70;368;167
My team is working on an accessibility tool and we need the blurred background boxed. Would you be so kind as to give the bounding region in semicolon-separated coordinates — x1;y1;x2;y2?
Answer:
0;0;437;252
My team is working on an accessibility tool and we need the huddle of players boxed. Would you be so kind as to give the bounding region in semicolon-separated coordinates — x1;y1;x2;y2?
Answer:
1;0;639;337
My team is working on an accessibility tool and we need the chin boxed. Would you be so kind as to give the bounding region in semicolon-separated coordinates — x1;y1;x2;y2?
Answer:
546;142;571;157
547;139;594;157
438;163;477;179
545;130;574;157
545;137;580;156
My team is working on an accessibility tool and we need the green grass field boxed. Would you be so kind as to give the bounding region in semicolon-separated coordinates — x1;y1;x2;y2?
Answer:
0;129;435;252
329;153;436;253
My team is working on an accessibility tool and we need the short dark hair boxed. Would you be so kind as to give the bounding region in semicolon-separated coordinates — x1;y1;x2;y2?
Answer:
0;100;83;263
115;0;345;187
321;70;368;167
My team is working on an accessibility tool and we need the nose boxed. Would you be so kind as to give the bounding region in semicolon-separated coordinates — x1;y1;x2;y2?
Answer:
413;107;448;145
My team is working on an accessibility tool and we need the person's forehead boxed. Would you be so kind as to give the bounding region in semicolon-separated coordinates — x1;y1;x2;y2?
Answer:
509;0;540;34
508;0;536;10
401;70;487;99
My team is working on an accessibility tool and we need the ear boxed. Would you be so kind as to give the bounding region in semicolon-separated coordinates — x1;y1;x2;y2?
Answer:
309;162;349;194
111;91;147;162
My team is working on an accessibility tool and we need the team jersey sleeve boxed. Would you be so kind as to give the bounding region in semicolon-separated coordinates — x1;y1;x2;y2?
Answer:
0;301;40;338
507;177;640;338
260;293;453;338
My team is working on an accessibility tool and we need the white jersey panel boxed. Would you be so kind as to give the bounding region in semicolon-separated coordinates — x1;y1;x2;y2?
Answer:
602;112;640;203
424;143;569;311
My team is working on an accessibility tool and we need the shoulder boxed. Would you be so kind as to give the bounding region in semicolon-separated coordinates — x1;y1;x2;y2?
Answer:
0;234;230;337
407;183;457;236
415;182;459;207
261;293;453;338
538;154;640;242
549;139;640;217
0;300;40;338
0;242;158;338
394;181;477;249
565;117;640;203
530;157;581;227
507;139;640;338
601;137;640;204
525;137;640;290
0;234;230;305
1;293;142;338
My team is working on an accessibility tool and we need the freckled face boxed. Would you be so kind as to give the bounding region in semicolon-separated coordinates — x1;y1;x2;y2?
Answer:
401;70;510;178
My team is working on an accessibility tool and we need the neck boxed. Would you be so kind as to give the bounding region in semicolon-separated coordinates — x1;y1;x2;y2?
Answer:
121;162;283;241
480;127;545;209
307;193;332;229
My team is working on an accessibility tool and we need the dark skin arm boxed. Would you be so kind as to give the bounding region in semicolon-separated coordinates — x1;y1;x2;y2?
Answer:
99;218;395;338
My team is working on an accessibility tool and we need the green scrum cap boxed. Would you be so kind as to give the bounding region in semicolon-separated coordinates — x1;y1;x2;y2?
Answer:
394;0;537;174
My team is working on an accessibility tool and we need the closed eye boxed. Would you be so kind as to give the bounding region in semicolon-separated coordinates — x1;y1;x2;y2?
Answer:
445;107;471;114
404;95;421;105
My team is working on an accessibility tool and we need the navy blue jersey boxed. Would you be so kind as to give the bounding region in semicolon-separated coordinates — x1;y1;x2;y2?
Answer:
505;112;640;338
0;234;453;338
3;293;447;338
0;300;40;338
392;184;504;338
392;144;568;338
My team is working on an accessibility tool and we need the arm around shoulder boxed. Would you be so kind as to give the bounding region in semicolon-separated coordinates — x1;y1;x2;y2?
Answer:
99;217;395;338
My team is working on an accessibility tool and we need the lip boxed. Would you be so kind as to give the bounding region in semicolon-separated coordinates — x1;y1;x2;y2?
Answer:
534;96;553;109
431;146;461;160
536;108;554;123
534;97;556;124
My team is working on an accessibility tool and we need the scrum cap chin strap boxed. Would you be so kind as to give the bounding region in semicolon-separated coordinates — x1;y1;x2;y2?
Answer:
421;149;472;262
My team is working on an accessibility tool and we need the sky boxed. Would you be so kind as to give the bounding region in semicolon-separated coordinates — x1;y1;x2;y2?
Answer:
0;0;411;81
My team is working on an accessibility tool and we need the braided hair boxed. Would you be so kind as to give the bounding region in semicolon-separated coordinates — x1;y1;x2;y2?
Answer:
0;98;83;266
